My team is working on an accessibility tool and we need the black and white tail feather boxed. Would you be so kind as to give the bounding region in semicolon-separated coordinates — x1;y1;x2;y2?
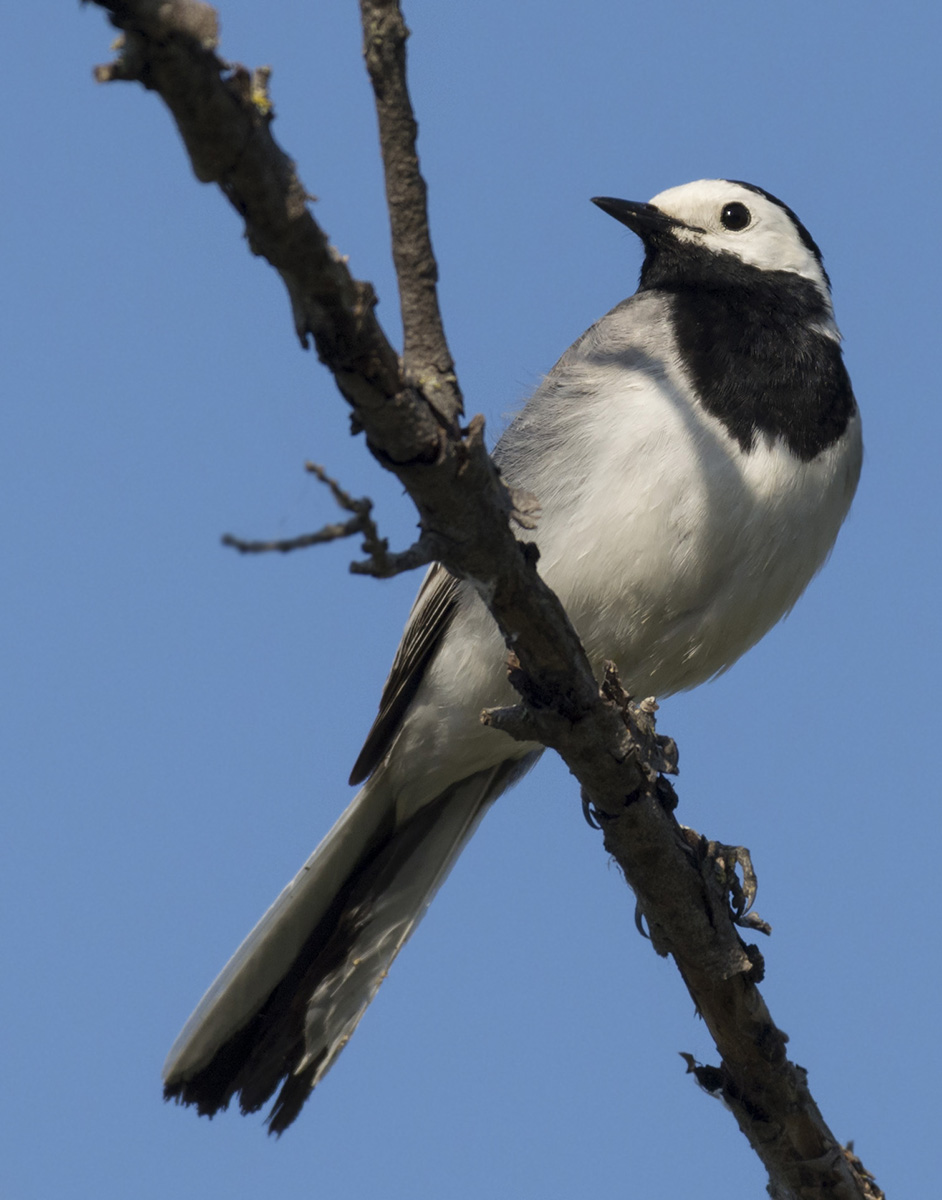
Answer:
163;180;861;1131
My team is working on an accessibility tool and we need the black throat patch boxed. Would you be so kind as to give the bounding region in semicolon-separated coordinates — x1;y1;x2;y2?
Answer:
640;244;856;462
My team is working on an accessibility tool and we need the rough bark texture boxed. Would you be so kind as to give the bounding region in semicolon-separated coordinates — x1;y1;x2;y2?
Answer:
89;4;884;1197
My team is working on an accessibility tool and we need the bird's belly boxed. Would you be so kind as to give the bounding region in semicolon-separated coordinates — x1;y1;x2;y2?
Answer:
541;413;861;696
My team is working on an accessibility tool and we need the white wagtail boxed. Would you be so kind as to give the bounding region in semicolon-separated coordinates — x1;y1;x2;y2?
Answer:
163;179;862;1132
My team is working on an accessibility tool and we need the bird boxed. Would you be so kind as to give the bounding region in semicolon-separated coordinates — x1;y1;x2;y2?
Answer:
162;179;862;1133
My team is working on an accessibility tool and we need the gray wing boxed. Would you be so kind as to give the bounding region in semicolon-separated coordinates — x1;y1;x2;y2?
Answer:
348;564;463;785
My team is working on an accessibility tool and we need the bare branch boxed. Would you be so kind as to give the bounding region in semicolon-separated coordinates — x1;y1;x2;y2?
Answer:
359;0;462;425
93;0;432;464
221;462;373;554
304;460;366;514
91;1;601;728
220;461;433;577
301;461;434;576
221;524;362;555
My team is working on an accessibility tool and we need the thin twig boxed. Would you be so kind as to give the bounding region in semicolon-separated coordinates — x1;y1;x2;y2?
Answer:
303;461;367;512
220;461;433;576
222;523;363;555
220;461;431;578
222;462;374;555
302;462;433;577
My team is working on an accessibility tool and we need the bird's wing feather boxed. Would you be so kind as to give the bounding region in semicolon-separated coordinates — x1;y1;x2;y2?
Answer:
348;564;463;784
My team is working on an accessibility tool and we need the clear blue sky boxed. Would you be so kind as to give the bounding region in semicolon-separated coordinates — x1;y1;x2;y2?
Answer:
4;2;937;1196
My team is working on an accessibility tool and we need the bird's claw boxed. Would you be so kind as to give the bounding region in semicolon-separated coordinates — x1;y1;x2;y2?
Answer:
705;839;771;934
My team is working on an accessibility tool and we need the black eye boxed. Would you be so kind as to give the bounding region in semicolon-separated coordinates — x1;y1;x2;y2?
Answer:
720;201;751;231
720;202;751;231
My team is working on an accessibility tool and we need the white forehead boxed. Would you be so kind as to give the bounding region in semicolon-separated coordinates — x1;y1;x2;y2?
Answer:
649;179;830;295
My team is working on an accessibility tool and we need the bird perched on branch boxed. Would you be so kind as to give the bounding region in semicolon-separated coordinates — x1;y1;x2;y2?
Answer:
163;179;861;1132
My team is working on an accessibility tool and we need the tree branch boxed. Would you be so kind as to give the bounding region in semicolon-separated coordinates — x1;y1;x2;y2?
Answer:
221;462;434;577
91;0;601;725
87;4;883;1196
360;0;462;424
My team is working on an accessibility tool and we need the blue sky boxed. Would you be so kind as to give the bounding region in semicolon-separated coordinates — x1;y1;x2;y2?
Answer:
4;1;938;1196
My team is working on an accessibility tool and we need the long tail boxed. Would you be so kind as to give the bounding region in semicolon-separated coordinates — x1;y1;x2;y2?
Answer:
162;756;533;1133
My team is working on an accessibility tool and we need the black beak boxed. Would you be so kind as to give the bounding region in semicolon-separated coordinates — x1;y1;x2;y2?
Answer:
591;196;679;239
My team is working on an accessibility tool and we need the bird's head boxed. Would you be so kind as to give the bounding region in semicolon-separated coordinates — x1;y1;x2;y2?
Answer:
593;179;832;301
